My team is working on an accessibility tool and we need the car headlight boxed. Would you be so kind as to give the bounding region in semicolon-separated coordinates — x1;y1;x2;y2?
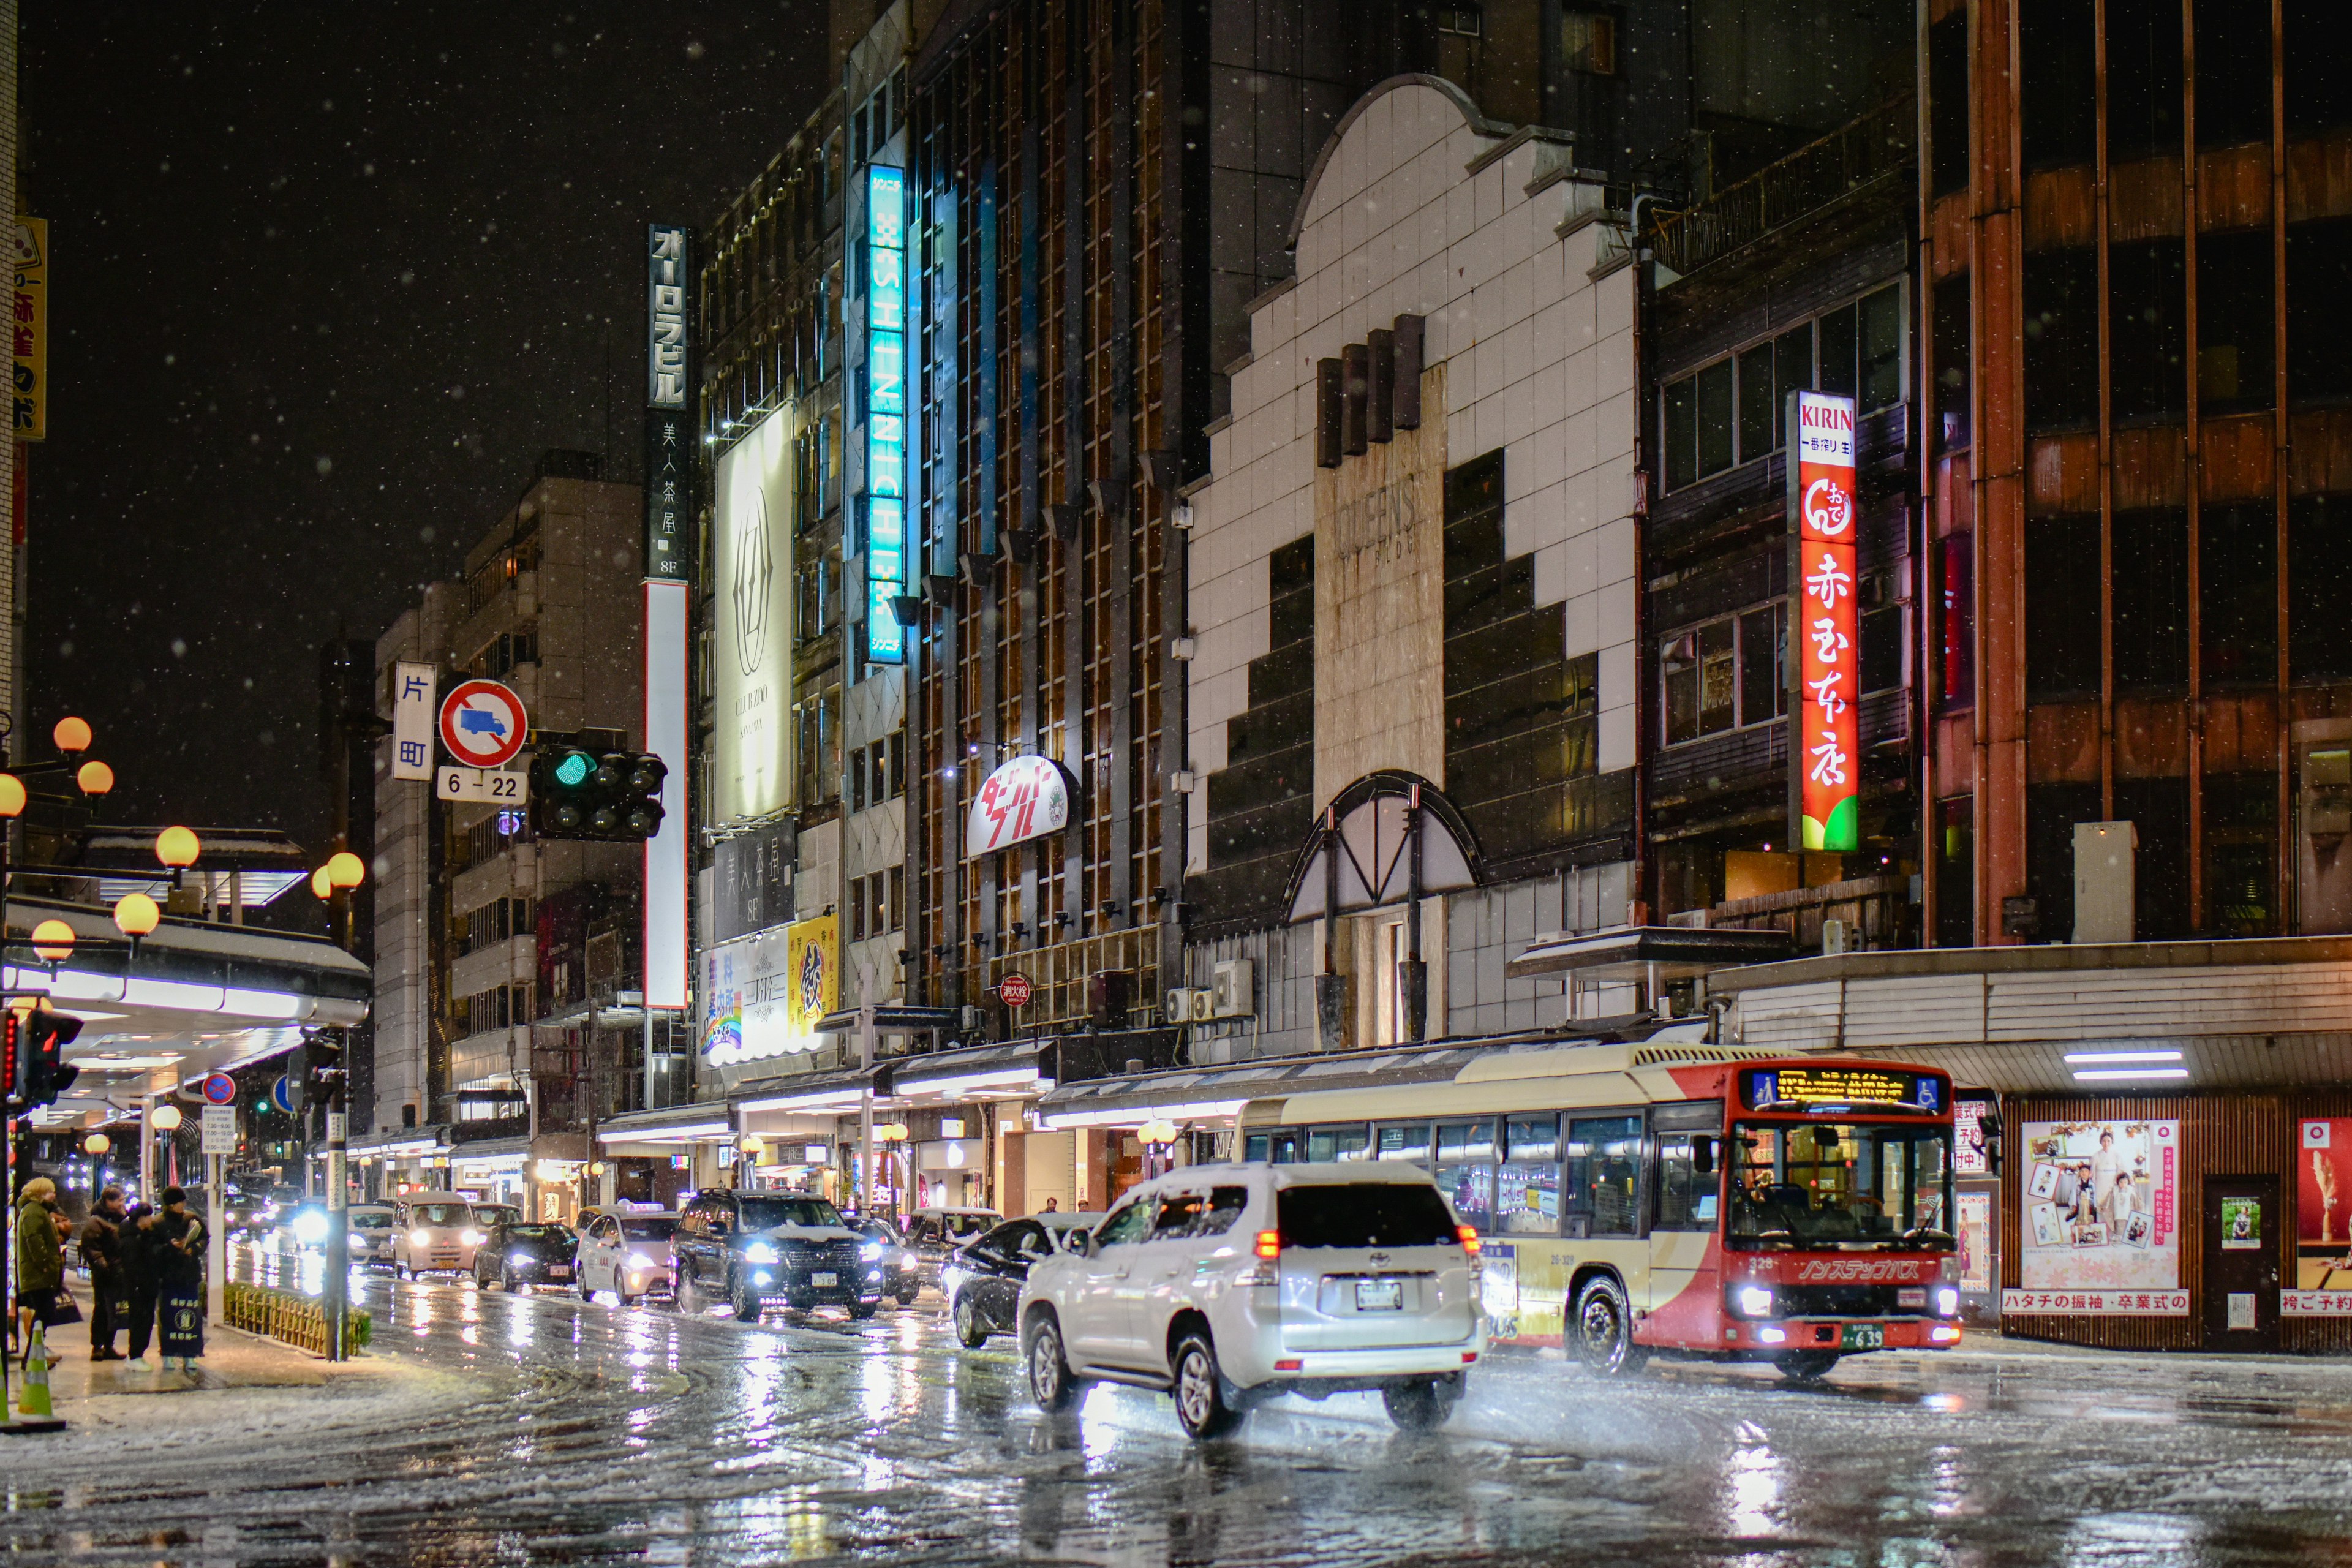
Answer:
859;1240;884;1259
627;1251;655;1270
743;1241;780;1265
292;1212;328;1245
1934;1286;1961;1317
900;1250;919;1270
461;1229;485;1246
1734;1285;1775;1319
410;1229;431;1248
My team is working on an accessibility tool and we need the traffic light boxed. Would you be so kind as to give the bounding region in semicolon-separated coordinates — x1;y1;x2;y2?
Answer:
6;1007;84;1109
529;736;667;842
303;1032;344;1087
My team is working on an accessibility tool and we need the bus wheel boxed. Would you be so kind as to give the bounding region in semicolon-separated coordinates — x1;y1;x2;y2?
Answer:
1774;1351;1838;1383
1571;1275;1647;1377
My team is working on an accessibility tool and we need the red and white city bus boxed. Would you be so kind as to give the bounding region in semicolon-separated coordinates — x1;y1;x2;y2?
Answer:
1240;1040;1963;1378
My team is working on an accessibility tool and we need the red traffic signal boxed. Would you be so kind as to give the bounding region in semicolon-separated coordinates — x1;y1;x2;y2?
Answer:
4;1006;84;1108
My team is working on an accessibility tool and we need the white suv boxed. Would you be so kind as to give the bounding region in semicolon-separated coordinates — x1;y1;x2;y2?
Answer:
1017;1162;1486;1439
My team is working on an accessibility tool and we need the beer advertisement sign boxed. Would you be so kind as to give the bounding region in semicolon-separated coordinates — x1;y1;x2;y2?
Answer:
1787;390;1858;852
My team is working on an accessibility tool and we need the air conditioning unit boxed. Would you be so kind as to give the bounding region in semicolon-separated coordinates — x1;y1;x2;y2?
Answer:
1210;959;1255;1019
1164;987;1212;1023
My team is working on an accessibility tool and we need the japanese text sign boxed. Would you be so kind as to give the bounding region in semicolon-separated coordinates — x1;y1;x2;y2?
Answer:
1789;390;1858;851
13;219;46;442
965;755;1073;858
390;662;437;781
865;167;908;662
643;224;693;585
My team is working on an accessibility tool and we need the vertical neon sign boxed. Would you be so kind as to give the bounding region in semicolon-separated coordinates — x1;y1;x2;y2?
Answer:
865;165;908;663
1789;390;1858;853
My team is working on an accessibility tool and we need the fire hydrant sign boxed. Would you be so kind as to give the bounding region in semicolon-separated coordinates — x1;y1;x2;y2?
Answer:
1788;390;1859;853
997;972;1033;1008
438;678;529;770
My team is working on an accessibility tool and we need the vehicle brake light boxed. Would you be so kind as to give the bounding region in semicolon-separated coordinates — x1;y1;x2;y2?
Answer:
1254;1229;1281;1260
1457;1225;1481;1257
1273;1358;1303;1372
1463;1351;1479;1364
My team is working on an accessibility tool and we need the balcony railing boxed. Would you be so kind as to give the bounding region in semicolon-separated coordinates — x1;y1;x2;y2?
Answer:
1649;97;1915;279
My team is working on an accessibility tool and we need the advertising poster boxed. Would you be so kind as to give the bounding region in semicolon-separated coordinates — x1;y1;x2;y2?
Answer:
710;407;798;824
700;913;837;1070
1954;1098;1993;1176
2003;1119;2186;1316
13;218;46;441
1788;389;1858;851
1956;1191;1992;1294
2287;1117;2352;1314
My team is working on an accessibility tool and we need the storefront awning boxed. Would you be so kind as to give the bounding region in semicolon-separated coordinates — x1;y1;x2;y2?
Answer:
595;1101;738;1146
885;1038;1047;1099
1507;924;1794;982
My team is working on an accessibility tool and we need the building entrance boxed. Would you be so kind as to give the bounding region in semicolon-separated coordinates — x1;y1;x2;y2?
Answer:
2203;1174;2281;1351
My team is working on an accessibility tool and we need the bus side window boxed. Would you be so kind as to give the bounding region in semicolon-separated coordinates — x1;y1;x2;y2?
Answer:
1656;1135;1719;1231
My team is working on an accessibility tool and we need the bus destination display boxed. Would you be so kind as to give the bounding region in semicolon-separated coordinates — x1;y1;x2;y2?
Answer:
1742;1066;1944;1114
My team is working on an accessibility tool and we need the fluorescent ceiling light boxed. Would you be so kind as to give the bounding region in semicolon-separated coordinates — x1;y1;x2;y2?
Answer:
2062;1050;2182;1065
2071;1068;2190;1082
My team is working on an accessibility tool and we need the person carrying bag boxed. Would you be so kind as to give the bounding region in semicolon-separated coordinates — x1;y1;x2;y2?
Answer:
13;1177;77;1366
78;1186;129;1362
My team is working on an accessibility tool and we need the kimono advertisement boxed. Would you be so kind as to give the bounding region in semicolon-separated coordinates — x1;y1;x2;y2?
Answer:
2002;1120;2186;1316
2288;1118;2352;1314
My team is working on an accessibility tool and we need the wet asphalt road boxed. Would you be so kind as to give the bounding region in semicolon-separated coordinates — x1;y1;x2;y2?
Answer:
7;1251;2352;1566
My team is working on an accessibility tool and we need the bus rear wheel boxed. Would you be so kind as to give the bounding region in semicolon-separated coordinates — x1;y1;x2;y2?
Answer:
1571;1275;1648;1377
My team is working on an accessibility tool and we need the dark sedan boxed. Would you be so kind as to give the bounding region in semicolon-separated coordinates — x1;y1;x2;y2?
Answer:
474;1221;578;1292
848;1217;922;1305
941;1212;1102;1347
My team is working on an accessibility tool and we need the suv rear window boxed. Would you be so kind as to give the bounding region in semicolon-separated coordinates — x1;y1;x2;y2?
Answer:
1277;1183;1460;1249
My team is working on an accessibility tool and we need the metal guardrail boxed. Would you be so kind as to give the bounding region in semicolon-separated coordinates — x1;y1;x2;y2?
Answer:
1648;98;1916;277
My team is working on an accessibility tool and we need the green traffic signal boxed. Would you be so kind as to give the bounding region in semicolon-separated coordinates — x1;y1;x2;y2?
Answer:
553;750;594;787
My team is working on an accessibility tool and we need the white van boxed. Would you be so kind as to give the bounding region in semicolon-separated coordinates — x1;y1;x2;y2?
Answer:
1019;1162;1485;1439
391;1191;490;1278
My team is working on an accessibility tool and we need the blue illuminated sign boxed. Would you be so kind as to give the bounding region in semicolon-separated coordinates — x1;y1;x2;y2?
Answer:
865;166;908;663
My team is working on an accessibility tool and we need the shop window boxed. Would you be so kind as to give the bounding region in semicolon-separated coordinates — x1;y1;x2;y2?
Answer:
2027;782;2101;941
2107;0;2185;165
1933;275;1970;453
1661;304;1892;494
2292;496;2352;679
2114;775;2191;940
1929;13;1970;199
2199;502;2279;687
2023;0;2097;169
1940;533;1974;710
2026;516;2103;698
2196;0;2274;149
2205;772;2278;935
1739;604;1784;727
1860;573;1904;695
2024;249;2099;431
2198;231;2276;415
1935;795;1974;947
1662;614;1765;745
2113;508;2190;688
2109;239;2188;424
2286;0;2352;135
2287;221;2352;406
1563;1115;1642;1238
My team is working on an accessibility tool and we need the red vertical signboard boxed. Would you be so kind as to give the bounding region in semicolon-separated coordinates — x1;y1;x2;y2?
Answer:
1789;391;1859;852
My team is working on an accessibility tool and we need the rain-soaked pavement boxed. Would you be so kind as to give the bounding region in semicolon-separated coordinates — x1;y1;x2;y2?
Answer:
7;1250;2352;1565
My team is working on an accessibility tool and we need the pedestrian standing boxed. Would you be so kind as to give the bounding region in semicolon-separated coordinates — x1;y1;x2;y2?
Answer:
153;1185;208;1372
121;1200;162;1371
13;1175;69;1366
79;1186;129;1361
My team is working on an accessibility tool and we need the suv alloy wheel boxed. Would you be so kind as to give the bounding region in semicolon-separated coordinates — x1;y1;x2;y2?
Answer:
1026;1311;1079;1412
731;1272;762;1322
1170;1332;1245;1440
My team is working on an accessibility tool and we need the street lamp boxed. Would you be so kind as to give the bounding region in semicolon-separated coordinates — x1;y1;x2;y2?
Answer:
325;851;365;889
83;1133;109;1156
150;1104;182;1132
154;826;200;869
31;917;74;965
51;717;91;754
0;774;24;820
75;760;114;797
310;866;333;900
113;891;159;943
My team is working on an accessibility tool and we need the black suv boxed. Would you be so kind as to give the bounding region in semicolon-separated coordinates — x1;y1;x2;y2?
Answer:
671;1189;883;1321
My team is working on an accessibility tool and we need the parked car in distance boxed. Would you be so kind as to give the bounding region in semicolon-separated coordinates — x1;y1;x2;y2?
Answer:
846;1216;922;1305
470;1201;522;1231
578;1210;680;1305
671;1189;884;1321
900;1207;1000;1293
944;1212;1102;1348
345;1204;398;1267
392;1194;487;1278
475;1220;578;1292
1019;1163;1486;1439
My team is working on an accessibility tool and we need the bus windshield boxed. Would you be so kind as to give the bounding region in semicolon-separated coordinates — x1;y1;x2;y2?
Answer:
1728;1121;1954;1251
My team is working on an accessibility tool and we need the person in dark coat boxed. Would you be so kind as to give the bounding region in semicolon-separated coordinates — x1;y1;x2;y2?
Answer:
78;1186;127;1361
120;1200;162;1370
152;1186;209;1371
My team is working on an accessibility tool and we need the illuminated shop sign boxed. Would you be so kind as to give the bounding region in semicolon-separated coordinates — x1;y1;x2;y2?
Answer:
964;755;1074;857
1788;389;1858;852
1741;1066;1945;1114
865;165;908;663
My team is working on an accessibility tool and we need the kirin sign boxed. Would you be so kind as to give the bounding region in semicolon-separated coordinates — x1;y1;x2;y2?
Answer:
1788;390;1859;853
965;755;1073;858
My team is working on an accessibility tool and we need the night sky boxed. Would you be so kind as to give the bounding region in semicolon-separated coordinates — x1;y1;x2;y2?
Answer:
22;5;826;851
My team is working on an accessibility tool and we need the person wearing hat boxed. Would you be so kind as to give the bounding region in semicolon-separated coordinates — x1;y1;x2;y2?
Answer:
152;1185;208;1371
13;1176;66;1366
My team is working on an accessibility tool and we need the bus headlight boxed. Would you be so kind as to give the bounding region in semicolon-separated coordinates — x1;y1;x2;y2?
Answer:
1934;1286;1961;1317
1733;1285;1775;1319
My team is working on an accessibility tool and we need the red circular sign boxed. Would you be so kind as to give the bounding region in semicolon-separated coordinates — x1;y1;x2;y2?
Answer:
437;679;529;769
997;973;1033;1008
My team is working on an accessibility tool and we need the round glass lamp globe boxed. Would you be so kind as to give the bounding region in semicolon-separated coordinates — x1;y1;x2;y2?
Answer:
0;774;24;819
311;866;334;900
76;760;115;796
150;1104;184;1133
325;850;366;889
113;892;160;937
51;716;91;753
154;826;202;868
83;1134;110;1156
30;918;74;962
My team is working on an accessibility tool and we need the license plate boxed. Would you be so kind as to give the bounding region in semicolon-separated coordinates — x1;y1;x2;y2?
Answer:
548;1267;571;1278
1844;1324;1884;1351
1355;1278;1403;1312
811;1271;839;1288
